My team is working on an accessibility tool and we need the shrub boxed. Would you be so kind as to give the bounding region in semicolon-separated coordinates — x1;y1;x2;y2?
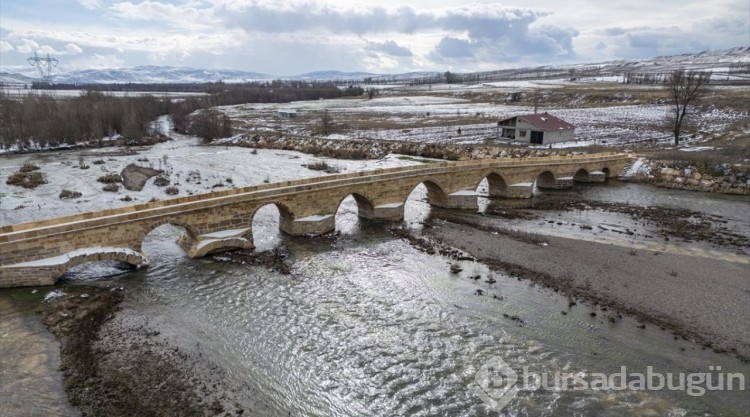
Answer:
102;183;119;192
97;173;122;183
153;176;170;187
19;162;40;173
92;159;105;165
165;186;179;195
59;189;82;199
6;171;46;189
121;195;133;202
304;161;340;174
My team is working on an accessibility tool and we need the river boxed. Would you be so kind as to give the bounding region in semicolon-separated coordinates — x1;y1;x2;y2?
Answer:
1;178;749;416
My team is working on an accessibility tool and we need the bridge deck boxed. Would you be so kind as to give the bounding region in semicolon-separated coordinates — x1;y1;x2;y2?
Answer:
0;153;627;243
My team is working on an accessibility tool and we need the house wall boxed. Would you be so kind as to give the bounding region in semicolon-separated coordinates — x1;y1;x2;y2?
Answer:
511;120;574;144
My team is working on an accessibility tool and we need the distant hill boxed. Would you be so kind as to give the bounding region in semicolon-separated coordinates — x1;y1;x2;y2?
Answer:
50;66;273;84
2;46;747;85
294;70;378;80
0;72;35;85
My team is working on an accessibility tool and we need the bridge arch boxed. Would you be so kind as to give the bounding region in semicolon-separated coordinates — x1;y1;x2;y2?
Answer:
251;201;294;225
57;248;147;282
334;192;375;218
136;218;200;252
407;179;449;207
475;171;509;197
251;201;294;250
335;192;375;217
535;171;557;189
601;167;611;178
573;168;590;182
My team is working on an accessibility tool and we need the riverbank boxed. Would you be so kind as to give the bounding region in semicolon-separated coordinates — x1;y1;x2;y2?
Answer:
38;285;249;417
421;219;750;362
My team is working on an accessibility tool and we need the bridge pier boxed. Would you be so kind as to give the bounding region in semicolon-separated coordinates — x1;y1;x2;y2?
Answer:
538;176;574;190
506;183;534;198
433;190;479;210
280;214;336;236
187;227;255;258
359;203;405;222
574;171;607;183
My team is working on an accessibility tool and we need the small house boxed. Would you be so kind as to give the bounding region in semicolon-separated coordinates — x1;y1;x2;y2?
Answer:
497;113;575;144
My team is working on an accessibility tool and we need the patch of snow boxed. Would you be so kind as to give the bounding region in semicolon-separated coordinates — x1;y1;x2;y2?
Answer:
621;157;650;178
449;190;478;196
679;146;716;152
200;228;251;239
376;203;403;208
43;290;66;302
296;214;333;222
6;247;142;267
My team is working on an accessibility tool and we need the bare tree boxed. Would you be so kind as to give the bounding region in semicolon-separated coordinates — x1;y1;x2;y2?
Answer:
668;69;711;146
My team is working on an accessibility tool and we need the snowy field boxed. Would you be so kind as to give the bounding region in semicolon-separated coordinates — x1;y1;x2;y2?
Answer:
221;84;747;147
0;122;419;226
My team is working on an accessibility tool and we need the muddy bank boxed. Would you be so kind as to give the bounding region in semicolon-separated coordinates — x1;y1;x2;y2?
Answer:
488;198;749;247
40;285;247;417
415;220;750;362
0;295;80;417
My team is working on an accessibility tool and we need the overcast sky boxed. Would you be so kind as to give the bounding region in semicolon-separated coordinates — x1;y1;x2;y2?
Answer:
1;0;747;75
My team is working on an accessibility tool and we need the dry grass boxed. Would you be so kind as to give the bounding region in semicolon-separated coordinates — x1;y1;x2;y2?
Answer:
97;173;123;183
59;189;82;199
303;161;340;174
153;176;170;187
19;162;40;173
6;171;46;189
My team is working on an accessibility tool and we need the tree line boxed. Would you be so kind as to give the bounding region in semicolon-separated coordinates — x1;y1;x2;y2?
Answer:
0;81;364;150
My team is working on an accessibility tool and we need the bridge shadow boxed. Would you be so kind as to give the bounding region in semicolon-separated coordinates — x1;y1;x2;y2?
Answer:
59;259;139;283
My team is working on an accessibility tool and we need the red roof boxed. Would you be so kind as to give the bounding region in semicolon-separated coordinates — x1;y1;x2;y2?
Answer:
504;113;575;131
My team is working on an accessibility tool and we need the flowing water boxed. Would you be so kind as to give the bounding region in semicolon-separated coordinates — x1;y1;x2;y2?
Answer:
2;183;749;416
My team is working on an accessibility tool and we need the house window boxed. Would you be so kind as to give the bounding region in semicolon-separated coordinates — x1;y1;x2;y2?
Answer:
519;130;527;137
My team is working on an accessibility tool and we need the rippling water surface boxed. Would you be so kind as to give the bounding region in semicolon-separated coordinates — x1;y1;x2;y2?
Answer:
4;183;750;416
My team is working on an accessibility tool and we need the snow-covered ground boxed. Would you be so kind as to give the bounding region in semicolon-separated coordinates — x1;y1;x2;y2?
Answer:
0;121;420;226
222;89;746;147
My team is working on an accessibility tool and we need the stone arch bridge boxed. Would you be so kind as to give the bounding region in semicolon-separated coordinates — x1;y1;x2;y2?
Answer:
0;153;628;287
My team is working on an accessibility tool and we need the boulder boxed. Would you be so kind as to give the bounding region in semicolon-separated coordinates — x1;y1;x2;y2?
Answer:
120;164;163;191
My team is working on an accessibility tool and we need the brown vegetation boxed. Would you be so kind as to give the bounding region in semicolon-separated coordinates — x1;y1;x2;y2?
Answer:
97;173;123;183
6;163;46;189
59;189;82;199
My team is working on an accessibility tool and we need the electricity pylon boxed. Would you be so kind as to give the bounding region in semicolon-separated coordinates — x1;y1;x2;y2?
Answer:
27;52;58;82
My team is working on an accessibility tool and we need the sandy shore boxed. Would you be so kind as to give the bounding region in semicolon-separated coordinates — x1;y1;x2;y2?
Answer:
425;220;750;362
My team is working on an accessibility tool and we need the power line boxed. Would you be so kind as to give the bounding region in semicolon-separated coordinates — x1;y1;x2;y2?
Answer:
27;52;58;83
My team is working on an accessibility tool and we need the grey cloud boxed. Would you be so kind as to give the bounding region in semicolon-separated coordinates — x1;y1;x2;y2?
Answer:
604;27;627;36
364;40;412;57
432;37;475;59
216;3;547;37
216;2;579;66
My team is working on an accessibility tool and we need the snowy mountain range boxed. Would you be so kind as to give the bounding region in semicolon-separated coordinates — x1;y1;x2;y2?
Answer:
1;46;747;86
